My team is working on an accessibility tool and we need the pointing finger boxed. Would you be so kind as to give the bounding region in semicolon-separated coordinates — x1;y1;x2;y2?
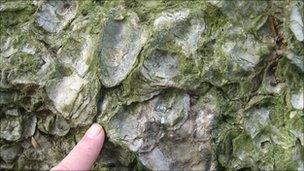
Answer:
51;123;105;170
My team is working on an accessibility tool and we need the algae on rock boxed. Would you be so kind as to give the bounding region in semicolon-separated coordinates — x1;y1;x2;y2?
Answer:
1;0;304;170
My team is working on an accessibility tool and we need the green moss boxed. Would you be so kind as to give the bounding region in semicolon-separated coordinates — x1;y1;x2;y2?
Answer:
216;129;241;167
203;4;228;38
233;134;254;155
10;53;41;73
1;1;303;170
0;1;36;36
273;145;298;170
276;57;304;90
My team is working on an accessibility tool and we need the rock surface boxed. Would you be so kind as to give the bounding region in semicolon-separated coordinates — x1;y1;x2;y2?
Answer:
99;10;147;87
1;0;303;170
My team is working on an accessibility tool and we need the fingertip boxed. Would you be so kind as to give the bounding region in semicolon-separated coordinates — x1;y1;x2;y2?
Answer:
83;123;105;151
51;164;70;171
54;123;105;170
86;123;101;139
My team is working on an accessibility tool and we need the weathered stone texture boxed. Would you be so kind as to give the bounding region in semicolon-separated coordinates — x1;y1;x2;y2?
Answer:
1;0;303;170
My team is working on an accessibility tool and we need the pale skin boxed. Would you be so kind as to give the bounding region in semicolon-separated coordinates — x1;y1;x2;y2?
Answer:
51;123;105;171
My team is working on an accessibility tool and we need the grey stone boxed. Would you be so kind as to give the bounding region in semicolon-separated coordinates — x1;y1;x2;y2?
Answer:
38;114;70;136
0;144;21;163
107;90;217;170
289;2;304;42
141;50;180;86
46;73;87;118
290;91;304;110
213;0;269;30
0;117;22;141
35;0;78;33
0;115;37;141
99;11;147;87
1;0;304;170
4;109;20;116
286;51;304;72
221;36;270;71
22;115;37;139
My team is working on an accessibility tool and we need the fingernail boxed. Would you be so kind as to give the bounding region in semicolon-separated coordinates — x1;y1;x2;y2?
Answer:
86;123;102;139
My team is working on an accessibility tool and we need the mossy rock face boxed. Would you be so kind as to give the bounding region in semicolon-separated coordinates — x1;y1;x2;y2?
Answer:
1;0;303;170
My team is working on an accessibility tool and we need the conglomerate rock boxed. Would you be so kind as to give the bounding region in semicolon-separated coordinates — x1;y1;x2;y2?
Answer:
0;0;303;170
